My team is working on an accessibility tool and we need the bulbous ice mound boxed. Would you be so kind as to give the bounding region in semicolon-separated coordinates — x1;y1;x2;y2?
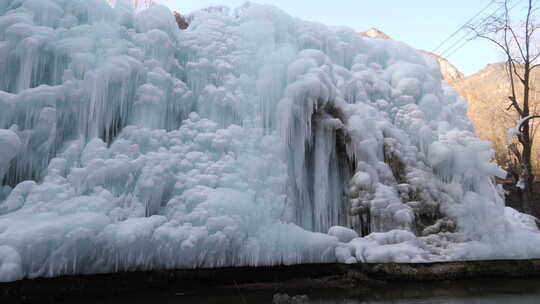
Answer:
0;0;539;282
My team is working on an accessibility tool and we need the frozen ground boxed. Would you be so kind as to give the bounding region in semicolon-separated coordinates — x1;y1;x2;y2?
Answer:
0;0;539;282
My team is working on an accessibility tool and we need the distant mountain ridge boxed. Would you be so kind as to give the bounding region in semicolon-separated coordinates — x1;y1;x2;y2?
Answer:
360;28;393;40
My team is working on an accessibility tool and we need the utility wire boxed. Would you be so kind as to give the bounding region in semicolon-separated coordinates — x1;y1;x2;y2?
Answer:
439;1;510;57
432;0;497;53
442;33;480;59
441;0;523;58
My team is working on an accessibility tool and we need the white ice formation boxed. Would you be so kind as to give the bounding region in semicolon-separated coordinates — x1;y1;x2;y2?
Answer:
0;0;539;282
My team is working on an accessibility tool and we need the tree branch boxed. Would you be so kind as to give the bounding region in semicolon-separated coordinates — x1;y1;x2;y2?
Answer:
518;115;540;134
530;63;540;72
508;96;524;116
510;59;526;83
508;26;527;61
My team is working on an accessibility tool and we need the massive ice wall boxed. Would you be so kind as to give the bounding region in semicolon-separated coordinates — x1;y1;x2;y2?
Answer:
0;0;539;282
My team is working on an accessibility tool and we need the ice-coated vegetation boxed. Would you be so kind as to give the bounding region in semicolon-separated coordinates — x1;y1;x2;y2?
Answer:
0;0;539;282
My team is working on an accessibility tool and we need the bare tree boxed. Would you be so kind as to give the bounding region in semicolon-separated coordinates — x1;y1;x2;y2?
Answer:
471;0;540;214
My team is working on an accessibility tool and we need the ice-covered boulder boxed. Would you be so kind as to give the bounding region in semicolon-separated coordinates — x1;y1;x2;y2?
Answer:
328;226;358;243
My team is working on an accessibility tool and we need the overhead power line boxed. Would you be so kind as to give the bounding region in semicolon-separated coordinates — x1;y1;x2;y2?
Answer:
432;0;497;54
440;0;523;59
439;3;507;57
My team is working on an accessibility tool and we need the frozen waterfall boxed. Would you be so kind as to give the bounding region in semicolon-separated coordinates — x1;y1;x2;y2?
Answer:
0;0;540;283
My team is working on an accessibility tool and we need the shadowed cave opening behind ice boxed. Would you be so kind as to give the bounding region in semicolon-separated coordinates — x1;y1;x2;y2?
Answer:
1;0;540;283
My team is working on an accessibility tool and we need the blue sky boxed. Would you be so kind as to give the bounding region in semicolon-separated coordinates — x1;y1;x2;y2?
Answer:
155;0;509;76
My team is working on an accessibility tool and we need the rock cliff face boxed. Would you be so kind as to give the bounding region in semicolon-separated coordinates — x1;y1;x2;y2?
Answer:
360;28;393;40
422;51;465;83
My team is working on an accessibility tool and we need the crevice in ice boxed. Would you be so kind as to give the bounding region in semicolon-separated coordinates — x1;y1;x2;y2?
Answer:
100;113;124;147
383;140;407;184
383;140;456;236
285;97;356;233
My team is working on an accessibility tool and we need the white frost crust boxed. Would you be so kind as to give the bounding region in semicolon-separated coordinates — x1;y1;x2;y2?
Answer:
0;0;538;282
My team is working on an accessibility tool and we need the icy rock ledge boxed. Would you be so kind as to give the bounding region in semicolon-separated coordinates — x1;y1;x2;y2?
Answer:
334;229;431;264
